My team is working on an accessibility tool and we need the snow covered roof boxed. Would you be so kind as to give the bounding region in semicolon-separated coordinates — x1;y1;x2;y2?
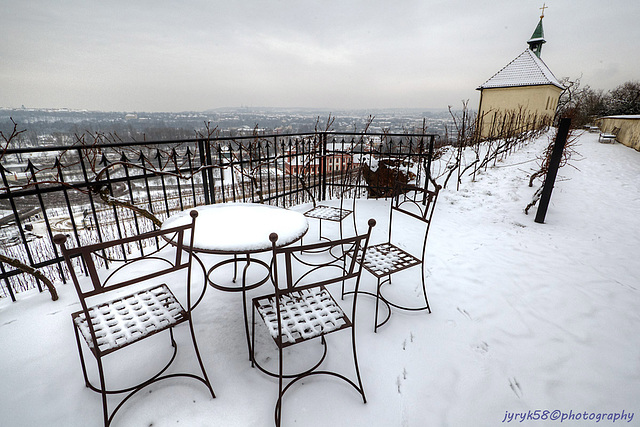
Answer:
477;48;564;90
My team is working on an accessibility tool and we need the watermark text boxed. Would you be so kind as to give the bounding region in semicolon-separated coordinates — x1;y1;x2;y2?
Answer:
502;410;634;423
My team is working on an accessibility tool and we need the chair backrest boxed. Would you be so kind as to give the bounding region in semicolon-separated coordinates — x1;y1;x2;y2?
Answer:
338;159;363;232
389;183;440;256
53;210;199;308
269;218;376;295
317;140;363;209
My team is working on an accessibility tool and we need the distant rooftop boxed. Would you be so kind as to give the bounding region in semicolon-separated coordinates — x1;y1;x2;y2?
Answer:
477;48;563;90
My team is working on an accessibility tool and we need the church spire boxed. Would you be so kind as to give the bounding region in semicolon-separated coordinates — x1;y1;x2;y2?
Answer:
527;3;547;58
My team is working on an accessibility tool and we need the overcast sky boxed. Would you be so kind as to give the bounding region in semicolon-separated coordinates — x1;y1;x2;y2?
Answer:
2;0;638;113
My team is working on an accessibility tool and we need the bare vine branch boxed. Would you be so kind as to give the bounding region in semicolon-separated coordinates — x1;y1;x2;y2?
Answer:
0;119;58;301
1;118;27;159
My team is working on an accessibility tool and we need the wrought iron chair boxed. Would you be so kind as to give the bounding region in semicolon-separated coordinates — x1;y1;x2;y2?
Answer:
53;210;214;427
352;183;441;332
250;219;376;427
303;156;362;244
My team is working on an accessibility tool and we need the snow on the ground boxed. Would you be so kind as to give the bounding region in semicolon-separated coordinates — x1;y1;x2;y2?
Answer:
1;130;639;426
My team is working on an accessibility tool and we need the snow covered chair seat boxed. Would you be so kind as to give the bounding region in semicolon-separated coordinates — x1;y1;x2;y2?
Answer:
360;242;422;277
254;286;350;347
71;284;186;356
250;219;376;427
304;204;352;222
54;210;214;427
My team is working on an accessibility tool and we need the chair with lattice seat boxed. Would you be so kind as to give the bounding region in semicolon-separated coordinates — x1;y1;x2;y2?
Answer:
54;210;214;427
251;219;376;427
304;204;352;224
348;183;440;332
303;157;362;245
254;286;352;346
70;284;187;357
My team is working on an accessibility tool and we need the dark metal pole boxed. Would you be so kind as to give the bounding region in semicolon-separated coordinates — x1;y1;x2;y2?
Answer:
205;140;216;203
424;135;434;194
535;118;571;224
321;132;327;202
197;140;211;205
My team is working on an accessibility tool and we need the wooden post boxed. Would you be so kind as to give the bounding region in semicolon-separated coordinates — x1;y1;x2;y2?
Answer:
535;118;571;224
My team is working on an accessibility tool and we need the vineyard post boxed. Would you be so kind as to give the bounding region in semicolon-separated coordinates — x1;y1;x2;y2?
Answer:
535;118;571;224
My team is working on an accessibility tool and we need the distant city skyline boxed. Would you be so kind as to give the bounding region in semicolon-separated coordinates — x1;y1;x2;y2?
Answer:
2;0;638;113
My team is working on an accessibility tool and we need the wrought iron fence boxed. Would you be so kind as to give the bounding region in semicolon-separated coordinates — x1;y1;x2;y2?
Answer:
0;131;437;301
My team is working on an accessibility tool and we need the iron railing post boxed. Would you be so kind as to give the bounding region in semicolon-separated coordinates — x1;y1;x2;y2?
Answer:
321;132;327;202
197;139;211;205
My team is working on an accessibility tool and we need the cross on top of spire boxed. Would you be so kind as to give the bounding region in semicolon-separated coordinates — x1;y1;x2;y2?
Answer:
540;3;548;19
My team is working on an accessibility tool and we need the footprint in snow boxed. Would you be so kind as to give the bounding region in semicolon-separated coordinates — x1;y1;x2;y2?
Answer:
396;368;408;394
509;377;522;398
457;307;472;320
473;341;489;354
402;332;415;350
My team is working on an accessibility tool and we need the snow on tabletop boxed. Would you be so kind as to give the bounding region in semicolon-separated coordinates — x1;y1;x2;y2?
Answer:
162;203;309;252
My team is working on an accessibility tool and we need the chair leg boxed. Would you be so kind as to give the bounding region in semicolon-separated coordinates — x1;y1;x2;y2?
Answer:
187;318;216;398
73;323;91;388
251;305;256;368
352;204;358;236
374;278;381;333
241;255;253;360
169;328;177;348
421;264;431;314
95;356;110;427
351;324;366;404
275;345;285;427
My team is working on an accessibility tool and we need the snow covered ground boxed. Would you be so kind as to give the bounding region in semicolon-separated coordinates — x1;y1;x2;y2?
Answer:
1;129;639;426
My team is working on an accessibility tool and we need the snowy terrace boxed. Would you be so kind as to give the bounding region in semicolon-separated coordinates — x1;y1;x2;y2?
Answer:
1;130;639;426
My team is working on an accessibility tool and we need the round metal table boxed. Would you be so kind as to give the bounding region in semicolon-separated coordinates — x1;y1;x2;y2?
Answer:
162;202;309;290
162;203;309;357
